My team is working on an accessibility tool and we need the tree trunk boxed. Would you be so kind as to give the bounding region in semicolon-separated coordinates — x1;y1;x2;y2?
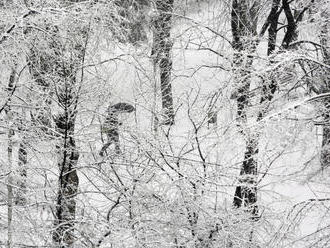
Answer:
51;20;87;247
233;0;305;218
321;118;330;168
281;0;298;49
320;6;330;168
233;137;258;216
152;0;175;125
52;113;79;247
15;138;27;205
231;0;259;218
258;0;281;121
7;129;13;248
51;50;83;248
4;68;16;248
266;0;281;56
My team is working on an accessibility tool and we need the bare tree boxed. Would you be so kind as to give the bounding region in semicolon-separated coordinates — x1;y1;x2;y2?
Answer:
51;24;87;247
25;9;88;246
232;0;312;218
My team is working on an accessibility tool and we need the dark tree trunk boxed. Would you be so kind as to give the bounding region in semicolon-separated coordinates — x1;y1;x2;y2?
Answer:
321;118;330;168
281;0;298;49
52;113;79;247
266;0;281;56
231;0;258;126
258;0;281;121
259;0;312;122
231;0;259;218
15;138;27;205
233;138;258;216
259;0;308;121
152;0;175;125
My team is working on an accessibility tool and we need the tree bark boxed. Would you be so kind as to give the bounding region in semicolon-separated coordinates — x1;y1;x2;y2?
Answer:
281;0;298;49
258;0;281;120
15;137;27;205
320;6;330;168
231;0;259;217
233;137;258;216
52;113;79;247
152;0;175;125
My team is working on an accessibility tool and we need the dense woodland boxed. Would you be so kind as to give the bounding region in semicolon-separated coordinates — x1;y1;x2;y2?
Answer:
0;0;330;247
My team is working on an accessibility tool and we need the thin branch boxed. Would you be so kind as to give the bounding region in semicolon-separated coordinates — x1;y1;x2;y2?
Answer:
0;10;38;44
